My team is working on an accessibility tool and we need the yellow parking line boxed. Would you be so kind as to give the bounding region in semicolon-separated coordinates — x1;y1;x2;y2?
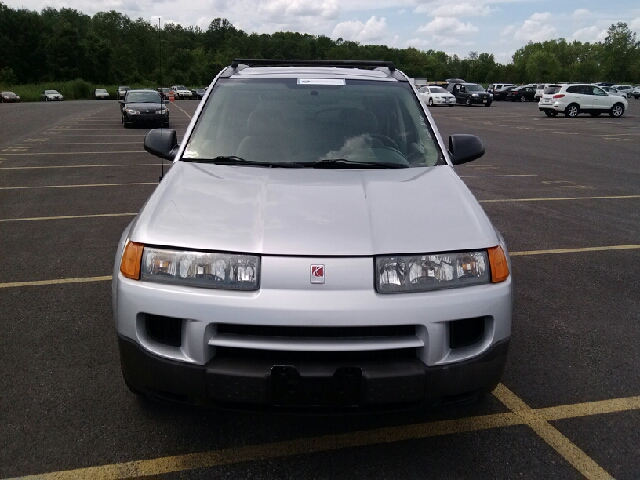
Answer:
480;195;640;203
493;384;614;480
510;245;640;256
9;388;640;480
0;182;156;190
170;102;193;119
5;413;523;479
0;151;144;156
0;164;161;170
0;213;136;222
0;276;112;289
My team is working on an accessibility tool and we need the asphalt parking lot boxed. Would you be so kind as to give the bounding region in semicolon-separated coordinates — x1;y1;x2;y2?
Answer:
1;98;639;480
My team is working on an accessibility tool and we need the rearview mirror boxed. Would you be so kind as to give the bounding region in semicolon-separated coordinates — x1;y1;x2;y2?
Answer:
144;129;178;160
448;135;485;165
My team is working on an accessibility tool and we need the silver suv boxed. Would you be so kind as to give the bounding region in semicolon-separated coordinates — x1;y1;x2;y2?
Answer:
113;59;512;409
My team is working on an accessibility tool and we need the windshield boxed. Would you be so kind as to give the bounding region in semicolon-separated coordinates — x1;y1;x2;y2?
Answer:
2;92;16;96
44;90;58;94
175;85;187;90
126;92;161;103
183;78;442;168
465;84;485;92
96;89;107;93
429;87;447;94
544;85;561;94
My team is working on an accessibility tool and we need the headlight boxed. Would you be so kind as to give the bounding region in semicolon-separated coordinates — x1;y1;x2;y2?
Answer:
376;249;507;293
125;108;140;114
155;109;166;114
472;93;479;97
489;94;494;98
140;247;259;290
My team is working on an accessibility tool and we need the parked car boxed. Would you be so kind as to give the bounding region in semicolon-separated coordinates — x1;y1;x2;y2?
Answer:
534;84;547;101
418;85;455;106
117;86;131;100
120;89;169;128
506;86;536;102
192;88;207;99
157;87;172;100
599;86;627;98
447;82;493;106
488;83;515;100
113;58;512;409
170;85;193;99
1;91;20;103
41;90;63;101
632;86;640;99
611;85;633;98
94;88;110;100
538;83;627;118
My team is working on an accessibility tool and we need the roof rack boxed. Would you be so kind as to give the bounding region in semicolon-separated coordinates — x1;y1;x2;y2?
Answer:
230;58;396;71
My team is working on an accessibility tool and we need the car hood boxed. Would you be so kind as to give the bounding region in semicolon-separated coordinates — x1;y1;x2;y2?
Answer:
131;163;499;256
124;102;164;110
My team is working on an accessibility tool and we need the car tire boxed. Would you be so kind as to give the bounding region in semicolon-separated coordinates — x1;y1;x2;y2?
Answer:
465;97;471;107
485;102;492;107
519;96;526;102
428;98;433;107
609;103;625;118
544;110;557;117
564;103;579;118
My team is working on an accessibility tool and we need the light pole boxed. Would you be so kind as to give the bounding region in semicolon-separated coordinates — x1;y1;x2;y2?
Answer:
158;17;162;87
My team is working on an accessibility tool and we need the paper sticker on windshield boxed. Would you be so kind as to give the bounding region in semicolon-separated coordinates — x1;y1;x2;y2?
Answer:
297;79;346;86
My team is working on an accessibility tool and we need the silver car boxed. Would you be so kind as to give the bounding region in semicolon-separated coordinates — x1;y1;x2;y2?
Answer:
113;59;512;409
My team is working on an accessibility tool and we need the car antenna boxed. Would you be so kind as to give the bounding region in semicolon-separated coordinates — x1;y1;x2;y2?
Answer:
158;16;164;183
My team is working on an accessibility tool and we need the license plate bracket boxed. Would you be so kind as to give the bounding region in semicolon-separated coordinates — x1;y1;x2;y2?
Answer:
271;365;362;406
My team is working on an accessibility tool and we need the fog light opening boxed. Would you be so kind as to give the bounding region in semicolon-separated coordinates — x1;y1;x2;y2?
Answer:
449;317;486;349
145;314;183;347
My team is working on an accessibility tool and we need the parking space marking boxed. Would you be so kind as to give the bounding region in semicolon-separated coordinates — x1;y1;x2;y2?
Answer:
0;276;112;289
0;213;136;222
460;174;538;178
0;164;161;170
0;182;156;190
493;384;614;480
8;386;639;480
510;245;640;256
170;102;193;119
480;195;640;203
0;151;144;156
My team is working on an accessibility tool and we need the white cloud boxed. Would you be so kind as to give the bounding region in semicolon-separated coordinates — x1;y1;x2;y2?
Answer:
260;0;340;20
630;16;640;30
512;12;557;43
572;9;591;20
432;35;474;47
429;3;495;18
418;17;478;36
501;25;516;36
332;16;388;42
572;26;607;43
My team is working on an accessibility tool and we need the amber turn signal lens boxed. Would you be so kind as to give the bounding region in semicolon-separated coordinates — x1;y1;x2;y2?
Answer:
487;246;509;283
120;241;144;280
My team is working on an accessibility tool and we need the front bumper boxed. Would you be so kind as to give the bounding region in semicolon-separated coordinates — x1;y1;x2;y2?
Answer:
124;113;168;125
119;334;510;408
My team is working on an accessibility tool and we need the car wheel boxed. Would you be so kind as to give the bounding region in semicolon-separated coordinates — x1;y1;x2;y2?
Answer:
465;97;471;107
589;112;601;117
428;98;433;107
519;96;525;102
564;103;579;118
544;110;557;117
609;103;624;118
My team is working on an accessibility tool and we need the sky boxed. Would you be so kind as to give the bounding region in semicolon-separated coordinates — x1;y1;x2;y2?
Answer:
5;0;640;64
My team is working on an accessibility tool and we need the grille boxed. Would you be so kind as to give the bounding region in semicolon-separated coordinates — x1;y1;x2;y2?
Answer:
216;324;416;338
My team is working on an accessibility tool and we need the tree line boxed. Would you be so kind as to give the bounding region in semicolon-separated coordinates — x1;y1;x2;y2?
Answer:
1;2;639;88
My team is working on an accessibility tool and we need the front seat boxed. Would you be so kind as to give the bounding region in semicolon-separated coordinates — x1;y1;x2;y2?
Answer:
236;109;289;162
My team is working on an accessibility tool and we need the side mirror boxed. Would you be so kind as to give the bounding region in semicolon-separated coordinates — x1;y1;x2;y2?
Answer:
144;129;178;160
448;134;485;165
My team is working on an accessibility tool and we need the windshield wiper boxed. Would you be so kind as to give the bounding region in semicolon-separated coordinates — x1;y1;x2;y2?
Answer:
182;156;303;168
303;158;409;169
